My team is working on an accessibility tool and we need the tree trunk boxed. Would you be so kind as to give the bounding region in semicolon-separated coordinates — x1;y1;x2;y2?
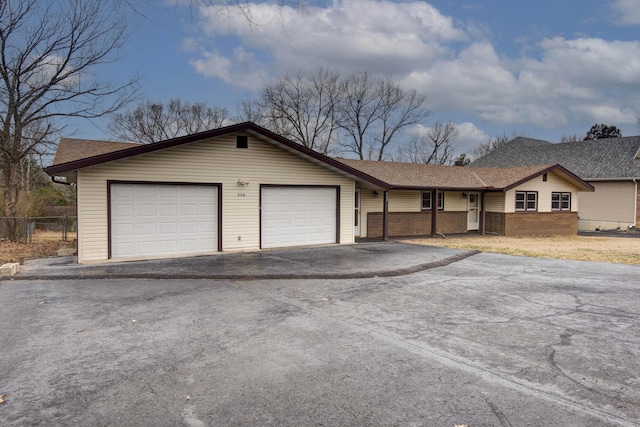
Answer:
3;159;21;241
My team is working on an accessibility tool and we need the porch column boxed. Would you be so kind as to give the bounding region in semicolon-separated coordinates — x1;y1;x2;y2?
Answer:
481;192;486;235
382;190;389;240
431;189;438;237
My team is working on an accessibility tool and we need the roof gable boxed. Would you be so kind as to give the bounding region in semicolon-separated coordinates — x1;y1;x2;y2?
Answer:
44;122;390;189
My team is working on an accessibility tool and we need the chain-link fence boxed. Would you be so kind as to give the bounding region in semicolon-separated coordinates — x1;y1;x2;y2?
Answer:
0;216;77;243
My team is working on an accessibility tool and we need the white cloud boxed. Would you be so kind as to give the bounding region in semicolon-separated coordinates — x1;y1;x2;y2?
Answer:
194;0;466;77
410;37;640;127
189;47;268;90
569;104;637;124
531;37;640;87
456;122;489;153
611;0;640;25
186;1;640;131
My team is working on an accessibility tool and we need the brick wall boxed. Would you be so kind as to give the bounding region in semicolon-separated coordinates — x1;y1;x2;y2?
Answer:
437;211;467;234
367;211;467;238
485;212;505;235
504;212;578;236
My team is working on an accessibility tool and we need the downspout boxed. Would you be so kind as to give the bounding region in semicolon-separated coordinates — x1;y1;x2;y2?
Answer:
634;179;638;228
430;189;437;237
481;192;486;235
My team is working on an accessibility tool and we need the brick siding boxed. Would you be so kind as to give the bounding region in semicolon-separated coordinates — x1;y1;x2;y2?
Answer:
368;211;578;238
485;212;505;235
367;211;467;238
437;211;467;234
504;211;578;236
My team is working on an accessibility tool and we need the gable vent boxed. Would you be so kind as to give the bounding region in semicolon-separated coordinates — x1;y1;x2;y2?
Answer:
236;135;248;149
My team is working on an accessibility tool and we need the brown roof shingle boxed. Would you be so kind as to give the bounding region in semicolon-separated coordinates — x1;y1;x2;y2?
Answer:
45;123;593;193
53;138;141;166
335;159;593;191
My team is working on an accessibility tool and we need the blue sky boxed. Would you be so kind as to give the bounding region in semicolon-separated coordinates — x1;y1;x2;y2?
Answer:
76;0;640;157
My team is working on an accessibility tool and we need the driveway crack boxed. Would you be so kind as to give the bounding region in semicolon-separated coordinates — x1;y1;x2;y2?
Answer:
484;397;513;427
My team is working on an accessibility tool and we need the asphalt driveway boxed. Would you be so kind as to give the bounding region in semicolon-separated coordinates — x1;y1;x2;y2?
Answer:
1;243;639;426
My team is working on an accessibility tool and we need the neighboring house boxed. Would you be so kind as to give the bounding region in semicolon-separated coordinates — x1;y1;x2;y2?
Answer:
45;122;593;263
471;136;640;231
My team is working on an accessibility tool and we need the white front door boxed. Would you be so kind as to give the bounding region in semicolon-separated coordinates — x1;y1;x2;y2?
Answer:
354;188;361;237
467;192;480;231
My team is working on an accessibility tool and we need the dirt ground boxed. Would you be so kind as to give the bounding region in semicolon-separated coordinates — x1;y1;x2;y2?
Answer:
403;234;640;265
0;230;76;264
0;241;76;264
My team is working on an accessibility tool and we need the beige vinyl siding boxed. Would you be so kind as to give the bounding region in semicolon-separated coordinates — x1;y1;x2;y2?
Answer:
505;171;579;213
578;181;636;227
77;134;354;263
484;192;505;212
358;188;382;238
443;191;466;211
389;190;421;211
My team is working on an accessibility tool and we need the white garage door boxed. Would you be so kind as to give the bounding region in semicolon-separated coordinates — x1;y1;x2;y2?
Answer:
262;186;337;249
110;183;218;259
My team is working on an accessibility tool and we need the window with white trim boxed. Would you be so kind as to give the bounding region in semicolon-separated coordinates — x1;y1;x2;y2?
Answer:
421;191;444;210
515;191;537;211
551;192;571;211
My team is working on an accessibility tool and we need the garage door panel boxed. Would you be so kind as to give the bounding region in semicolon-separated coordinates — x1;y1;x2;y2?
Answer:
262;187;336;249
137;241;157;255
158;186;177;197
159;222;177;234
137;223;156;236
137;186;157;198
113;204;134;217
199;221;216;233
137;204;156;216
111;183;218;259
159;204;177;216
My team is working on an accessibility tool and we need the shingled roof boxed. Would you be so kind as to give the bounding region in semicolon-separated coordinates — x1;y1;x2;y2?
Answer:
45;123;593;192
335;159;593;191
53;138;141;165
470;136;640;180
44;122;391;189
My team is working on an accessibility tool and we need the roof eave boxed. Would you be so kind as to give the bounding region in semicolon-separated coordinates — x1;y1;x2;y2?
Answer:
390;185;497;191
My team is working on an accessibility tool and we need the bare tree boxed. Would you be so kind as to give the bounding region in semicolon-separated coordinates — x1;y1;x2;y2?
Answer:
560;134;580;143
396;121;458;165
336;72;428;160
258;67;341;155
472;131;525;159
109;99;228;144
0;0;138;240
233;96;264;125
